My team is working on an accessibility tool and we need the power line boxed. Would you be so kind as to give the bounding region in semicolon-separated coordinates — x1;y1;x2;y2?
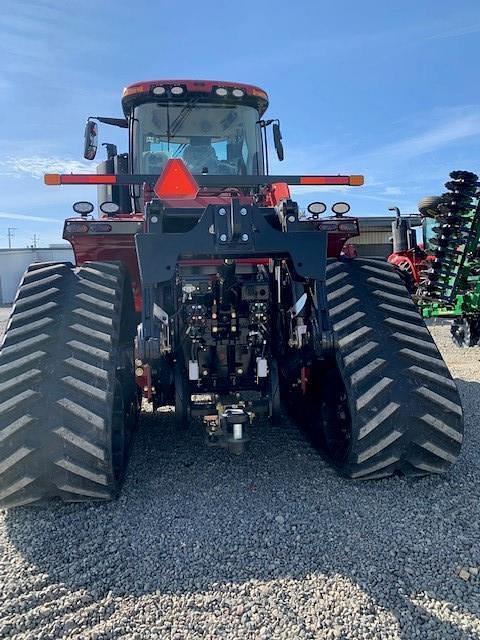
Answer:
7;227;17;249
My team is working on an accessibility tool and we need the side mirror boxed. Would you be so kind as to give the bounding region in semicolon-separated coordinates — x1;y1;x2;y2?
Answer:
272;122;284;161
84;120;98;160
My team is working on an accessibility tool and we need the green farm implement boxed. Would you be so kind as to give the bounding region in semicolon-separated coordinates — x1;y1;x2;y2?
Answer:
414;171;480;347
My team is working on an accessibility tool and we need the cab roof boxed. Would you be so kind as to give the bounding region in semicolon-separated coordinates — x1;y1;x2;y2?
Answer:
122;79;269;116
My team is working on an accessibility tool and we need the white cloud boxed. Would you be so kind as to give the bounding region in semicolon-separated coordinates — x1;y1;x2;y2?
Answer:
382;187;403;196
0;156;91;180
0;211;60;223
369;113;480;161
427;24;480;40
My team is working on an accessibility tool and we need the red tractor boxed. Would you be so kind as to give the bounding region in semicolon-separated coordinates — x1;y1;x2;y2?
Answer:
0;80;463;507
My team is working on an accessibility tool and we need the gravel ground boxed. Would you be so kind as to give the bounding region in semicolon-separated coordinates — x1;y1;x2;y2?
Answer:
0;307;479;639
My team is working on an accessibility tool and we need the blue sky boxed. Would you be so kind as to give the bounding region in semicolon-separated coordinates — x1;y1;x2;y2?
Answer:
0;0;479;247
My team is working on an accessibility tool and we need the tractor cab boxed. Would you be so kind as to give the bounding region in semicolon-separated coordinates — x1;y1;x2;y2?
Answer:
122;80;269;175
84;80;281;213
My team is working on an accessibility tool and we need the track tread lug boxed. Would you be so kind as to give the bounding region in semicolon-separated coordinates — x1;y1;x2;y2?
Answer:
74;292;115;312
56;398;106;430
338;326;372;349
350;358;386;386
356;377;393;410
409;366;457;389
61;376;108;402
54;458;108;486
69;323;112;345
327;284;354;302
14;287;60;309
0;351;47;377
78;279;117;299
0;389;38;415
420;413;463;444
367;276;406;292
332;311;366;332
0;415;34;443
326;271;349;287
392;332;438;352
67;340;110;361
0;446;33;475
54;427;106;460
329;298;359;317
379;302;422;320
385;317;429;334
416;385;463;416
0;476;36;502
372;289;416;306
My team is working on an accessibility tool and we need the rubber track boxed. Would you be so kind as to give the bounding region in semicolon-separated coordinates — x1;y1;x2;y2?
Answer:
0;261;134;507
325;258;463;479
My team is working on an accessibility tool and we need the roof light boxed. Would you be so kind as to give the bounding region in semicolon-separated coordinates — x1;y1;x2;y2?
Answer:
332;202;351;215
100;201;120;215
72;201;94;215
307;202;327;215
232;88;244;98
171;86;184;95
153;85;166;95
215;87;228;96
154;159;199;200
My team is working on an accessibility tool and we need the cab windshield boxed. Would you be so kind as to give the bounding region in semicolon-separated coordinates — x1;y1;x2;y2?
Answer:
133;102;264;176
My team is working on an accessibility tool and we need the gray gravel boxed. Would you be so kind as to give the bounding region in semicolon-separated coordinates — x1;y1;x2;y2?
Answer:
0;307;479;639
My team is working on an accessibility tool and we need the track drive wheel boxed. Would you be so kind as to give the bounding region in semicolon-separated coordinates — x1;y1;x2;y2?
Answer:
0;261;138;507
309;258;464;479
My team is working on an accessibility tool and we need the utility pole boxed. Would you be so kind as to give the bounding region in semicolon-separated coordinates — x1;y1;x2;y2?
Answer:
7;227;17;249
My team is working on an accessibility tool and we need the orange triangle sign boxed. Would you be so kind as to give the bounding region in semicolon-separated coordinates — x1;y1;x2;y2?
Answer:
154;159;199;200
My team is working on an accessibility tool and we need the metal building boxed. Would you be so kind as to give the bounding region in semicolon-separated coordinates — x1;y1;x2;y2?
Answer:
346;215;421;257
0;246;74;304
